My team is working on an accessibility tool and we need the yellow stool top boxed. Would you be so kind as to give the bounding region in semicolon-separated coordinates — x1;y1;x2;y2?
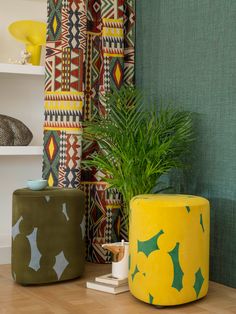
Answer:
131;194;209;208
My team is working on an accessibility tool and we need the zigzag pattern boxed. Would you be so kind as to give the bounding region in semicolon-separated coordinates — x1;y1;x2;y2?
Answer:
77;2;87;51
45;93;83;101
70;49;84;92
45;60;53;91
53;53;62;91
45;103;82;113
45;109;82;119
103;35;124;47
105;188;123;205
124;1;135;48
58;165;66;186
101;0;114;19
44;121;82;130
124;48;135;63
103;47;124;56
124;62;134;85
124;47;135;84
61;8;70;48
46;42;63;58
103;19;124;28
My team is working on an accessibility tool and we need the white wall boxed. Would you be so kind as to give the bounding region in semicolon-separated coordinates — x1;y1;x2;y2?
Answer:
0;0;47;263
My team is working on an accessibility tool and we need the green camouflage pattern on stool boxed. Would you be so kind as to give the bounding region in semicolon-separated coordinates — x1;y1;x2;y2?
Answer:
12;188;85;285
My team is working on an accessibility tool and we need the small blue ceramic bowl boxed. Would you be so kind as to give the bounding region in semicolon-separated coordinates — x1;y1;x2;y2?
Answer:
27;179;48;191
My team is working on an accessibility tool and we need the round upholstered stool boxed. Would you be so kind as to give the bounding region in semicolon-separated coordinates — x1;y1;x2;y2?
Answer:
12;187;85;285
129;194;210;306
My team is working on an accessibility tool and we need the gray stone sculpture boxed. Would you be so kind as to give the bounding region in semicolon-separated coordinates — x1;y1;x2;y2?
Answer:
0;114;33;146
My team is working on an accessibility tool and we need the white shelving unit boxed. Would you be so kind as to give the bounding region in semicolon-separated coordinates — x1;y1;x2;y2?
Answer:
0;146;43;156
0;0;47;264
0;63;45;157
0;63;44;76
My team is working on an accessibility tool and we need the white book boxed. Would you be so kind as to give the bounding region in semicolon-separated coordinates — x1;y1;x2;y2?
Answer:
95;273;128;287
86;280;129;294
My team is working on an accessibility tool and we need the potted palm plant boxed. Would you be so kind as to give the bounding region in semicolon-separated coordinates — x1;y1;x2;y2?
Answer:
82;87;193;233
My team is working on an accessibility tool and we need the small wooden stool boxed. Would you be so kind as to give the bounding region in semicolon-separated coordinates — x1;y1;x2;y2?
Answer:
129;194;210;306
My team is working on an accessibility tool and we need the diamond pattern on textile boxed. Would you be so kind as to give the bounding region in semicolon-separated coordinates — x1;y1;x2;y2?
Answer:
103;56;110;91
111;58;124;89
68;2;87;51
65;133;81;169
43;0;135;263
45;132;59;161
47;0;62;41
61;8;70;48
59;131;67;167
43;130;61;187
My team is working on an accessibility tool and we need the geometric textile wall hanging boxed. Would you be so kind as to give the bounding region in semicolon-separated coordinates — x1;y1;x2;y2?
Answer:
43;0;135;263
43;0;86;188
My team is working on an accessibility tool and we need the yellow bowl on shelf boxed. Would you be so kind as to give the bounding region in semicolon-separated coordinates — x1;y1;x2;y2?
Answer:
8;20;47;66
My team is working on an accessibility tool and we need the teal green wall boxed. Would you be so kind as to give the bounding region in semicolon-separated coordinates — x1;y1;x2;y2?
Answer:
136;0;236;287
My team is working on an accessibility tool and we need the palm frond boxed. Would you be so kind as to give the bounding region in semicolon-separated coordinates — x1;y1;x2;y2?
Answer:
82;86;194;230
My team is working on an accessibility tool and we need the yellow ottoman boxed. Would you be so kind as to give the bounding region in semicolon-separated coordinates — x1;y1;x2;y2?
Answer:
129;194;210;306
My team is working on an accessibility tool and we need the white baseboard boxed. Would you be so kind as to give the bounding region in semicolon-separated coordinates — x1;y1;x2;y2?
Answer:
0;246;11;264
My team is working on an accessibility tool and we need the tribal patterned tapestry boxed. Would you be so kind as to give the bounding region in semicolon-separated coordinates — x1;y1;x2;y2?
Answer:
43;0;135;263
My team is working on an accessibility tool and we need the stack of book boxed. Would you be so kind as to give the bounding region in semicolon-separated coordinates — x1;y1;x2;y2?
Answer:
86;273;129;294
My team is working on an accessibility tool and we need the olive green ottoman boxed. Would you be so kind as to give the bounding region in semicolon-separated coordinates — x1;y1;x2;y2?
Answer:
12;188;85;285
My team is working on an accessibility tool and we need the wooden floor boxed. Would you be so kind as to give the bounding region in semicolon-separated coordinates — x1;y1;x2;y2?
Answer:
0;263;235;314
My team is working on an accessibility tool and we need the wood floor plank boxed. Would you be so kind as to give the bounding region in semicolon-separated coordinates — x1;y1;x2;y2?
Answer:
0;263;235;313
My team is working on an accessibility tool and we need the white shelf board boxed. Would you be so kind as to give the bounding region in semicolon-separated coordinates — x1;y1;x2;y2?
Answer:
0;146;43;156
0;63;44;76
